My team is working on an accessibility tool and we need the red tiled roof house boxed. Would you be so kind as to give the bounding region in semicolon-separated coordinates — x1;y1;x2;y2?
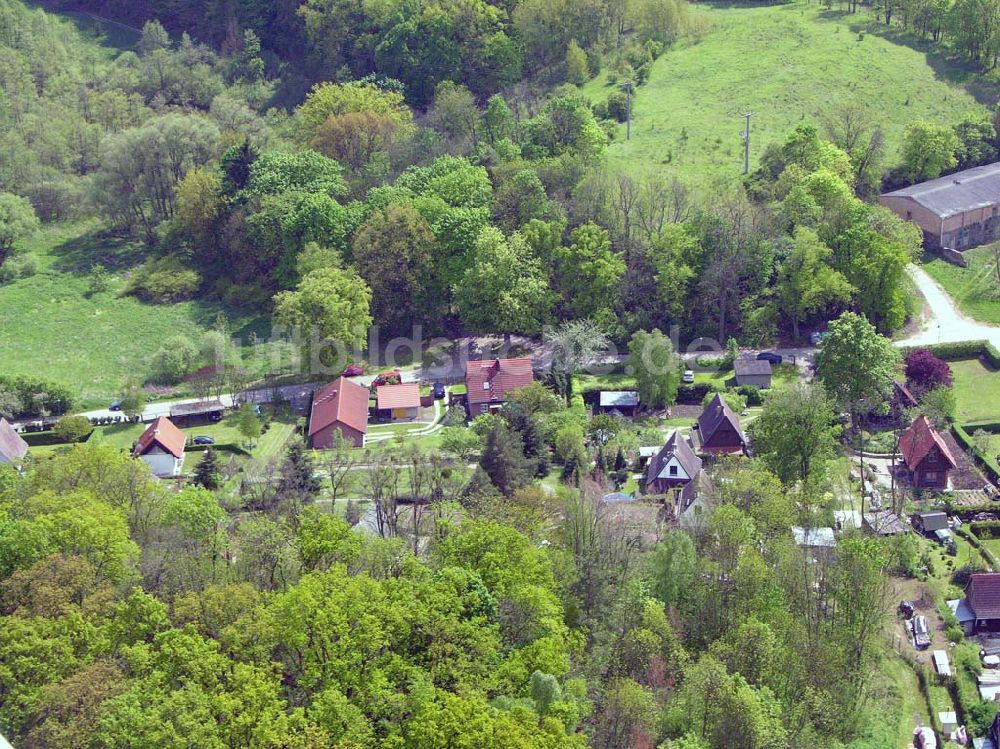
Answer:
465;358;533;416
133;416;186;477
0;418;28;466
966;573;1000;633
900;415;956;490
696;394;746;456
309;377;370;449
376;383;421;422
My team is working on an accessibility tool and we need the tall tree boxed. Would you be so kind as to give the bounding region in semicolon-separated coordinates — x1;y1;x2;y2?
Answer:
0;193;39;267
776;228;853;340
352;204;442;334
627;328;681;409
748;381;840;485
816;311;900;423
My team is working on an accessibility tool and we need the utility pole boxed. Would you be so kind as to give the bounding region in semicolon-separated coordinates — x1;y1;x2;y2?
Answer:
620;81;634;141
740;111;754;175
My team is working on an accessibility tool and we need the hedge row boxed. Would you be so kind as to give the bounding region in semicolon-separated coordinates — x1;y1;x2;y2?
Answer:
953;424;1000;484
963;420;1000;434
969;521;1000;539
19;431;75;446
902;339;1000;367
955;525;998;569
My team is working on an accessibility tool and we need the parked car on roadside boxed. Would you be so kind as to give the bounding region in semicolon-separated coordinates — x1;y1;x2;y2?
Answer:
373;370;402;387
109;401;122;411
682;370;695;383
432;383;446;399
343;364;364;377
192;436;215;445
912;615;931;649
756;352;783;365
809;332;829;346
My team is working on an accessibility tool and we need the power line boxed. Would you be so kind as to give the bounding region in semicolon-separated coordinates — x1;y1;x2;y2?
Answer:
740;111;755;175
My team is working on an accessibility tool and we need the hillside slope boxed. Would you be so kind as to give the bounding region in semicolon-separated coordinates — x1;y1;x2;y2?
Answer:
583;2;990;188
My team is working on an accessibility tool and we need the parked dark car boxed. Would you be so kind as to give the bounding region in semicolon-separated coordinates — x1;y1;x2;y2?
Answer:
192;436;215;445
756;352;783;365
432;383;446;399
911;615;931;649
899;600;915;619
343;363;364;377
109;401;122;411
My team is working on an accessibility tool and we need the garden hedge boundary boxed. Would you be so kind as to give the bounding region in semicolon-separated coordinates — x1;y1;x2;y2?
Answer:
952;424;1000;484
901;340;1000;368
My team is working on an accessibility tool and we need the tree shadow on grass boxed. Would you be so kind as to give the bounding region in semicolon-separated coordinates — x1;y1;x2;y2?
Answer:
814;11;1000;107
49;226;273;344
49;229;153;275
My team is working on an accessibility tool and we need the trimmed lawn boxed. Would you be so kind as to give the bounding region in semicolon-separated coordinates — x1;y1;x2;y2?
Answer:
950;358;1000;424
580;1;987;190
921;245;1000;325
0;222;272;408
84;412;297;462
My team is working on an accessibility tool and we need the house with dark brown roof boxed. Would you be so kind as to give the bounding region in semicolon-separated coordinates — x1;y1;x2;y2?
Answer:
695;394;746;456
309;377;370;448
133;416;186;477
900;415;957;489
644;430;712;522
465;357;533;416
376;383;421;422
0;418;28;466
966;573;1000;633
645;431;702;495
880;161;1000;252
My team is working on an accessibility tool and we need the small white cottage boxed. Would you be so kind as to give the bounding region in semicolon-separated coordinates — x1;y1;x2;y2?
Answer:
133;417;185;477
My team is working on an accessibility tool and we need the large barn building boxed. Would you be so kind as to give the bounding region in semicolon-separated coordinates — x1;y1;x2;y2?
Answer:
880;162;1000;253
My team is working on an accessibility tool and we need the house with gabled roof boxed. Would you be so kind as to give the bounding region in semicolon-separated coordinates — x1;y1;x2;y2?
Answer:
900;415;957;490
309;377;370;449
880;161;1000;252
645;430;702;495
966;573;1000;633
695;393;746;456
0;418;28;467
376;383;421;422
644;430;714;523
465;357;533;416
734;357;772;389
133;416;185;477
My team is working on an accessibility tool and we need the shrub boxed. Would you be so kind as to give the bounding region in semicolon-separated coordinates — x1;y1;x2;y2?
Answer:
736;385;763;406
606;91;629;123
53;415;94;443
905;348;953;396
126;254;201;303
150;335;199;384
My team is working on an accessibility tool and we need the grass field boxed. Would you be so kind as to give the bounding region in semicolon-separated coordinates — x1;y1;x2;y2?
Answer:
0;222;272;408
581;2;989;189
921;245;1000;324
951;358;1000;423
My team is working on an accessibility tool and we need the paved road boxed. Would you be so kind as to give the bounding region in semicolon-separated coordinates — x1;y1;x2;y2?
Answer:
898;264;1000;348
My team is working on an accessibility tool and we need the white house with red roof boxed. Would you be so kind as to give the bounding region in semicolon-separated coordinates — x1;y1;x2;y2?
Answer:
133;416;186;477
465;357;533;416
376;383;421;422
